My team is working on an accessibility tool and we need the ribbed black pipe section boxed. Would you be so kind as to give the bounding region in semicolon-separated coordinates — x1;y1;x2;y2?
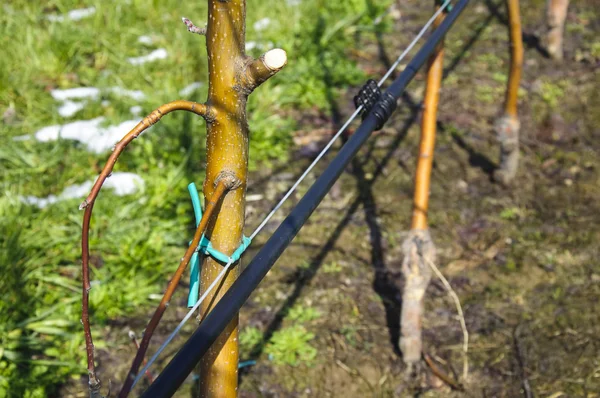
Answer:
141;1;469;395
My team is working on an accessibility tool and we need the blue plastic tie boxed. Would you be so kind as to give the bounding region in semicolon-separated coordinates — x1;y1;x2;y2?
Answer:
187;182;251;307
437;0;453;11
187;183;203;308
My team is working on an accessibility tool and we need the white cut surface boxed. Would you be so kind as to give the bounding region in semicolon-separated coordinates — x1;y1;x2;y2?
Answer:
264;49;287;70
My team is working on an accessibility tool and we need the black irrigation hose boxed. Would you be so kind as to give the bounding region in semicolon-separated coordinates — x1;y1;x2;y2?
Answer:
141;0;469;395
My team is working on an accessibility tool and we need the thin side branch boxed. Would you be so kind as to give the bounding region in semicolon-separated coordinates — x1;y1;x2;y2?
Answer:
423;257;469;382
182;17;206;35
117;180;230;398
81;100;209;397
80;100;209;211
239;48;288;93
128;331;154;383
117;180;229;397
423;353;464;391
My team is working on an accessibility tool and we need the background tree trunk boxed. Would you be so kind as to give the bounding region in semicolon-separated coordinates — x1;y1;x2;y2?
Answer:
546;0;570;60
493;0;523;186
399;6;445;369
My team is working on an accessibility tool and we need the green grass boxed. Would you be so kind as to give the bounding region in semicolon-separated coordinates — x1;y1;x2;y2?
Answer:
0;0;390;395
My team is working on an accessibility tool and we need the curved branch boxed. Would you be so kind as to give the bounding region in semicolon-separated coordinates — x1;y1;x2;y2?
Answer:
81;100;209;396
117;179;231;398
80;100;209;211
239;48;288;93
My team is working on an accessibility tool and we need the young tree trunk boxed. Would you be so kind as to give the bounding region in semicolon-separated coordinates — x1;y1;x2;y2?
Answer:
546;0;569;60
399;6;444;369
195;1;286;397
493;0;523;186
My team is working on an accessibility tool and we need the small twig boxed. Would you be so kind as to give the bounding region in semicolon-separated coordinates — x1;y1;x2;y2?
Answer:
128;331;154;383
335;359;375;394
423;352;465;391
117;179;230;398
182;17;206;35
513;323;533;398
81;100;209;397
423;257;469;382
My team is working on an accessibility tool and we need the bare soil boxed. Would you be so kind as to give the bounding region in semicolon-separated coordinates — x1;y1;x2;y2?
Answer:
63;1;600;396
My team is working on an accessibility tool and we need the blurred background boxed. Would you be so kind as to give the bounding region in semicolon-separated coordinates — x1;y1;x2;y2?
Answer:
1;0;598;397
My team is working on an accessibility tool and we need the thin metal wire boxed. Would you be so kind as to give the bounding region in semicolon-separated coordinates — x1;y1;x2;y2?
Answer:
131;1;452;386
252;0;451;239
132;259;234;388
378;0;451;85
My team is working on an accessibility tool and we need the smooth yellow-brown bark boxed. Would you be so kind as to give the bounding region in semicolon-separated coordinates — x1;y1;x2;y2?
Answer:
505;0;523;118
197;2;247;397
196;1;286;397
411;11;445;231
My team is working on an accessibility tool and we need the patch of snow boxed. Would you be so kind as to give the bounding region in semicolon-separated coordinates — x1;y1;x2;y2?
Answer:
50;87;100;101
130;105;143;116
50;87;145;102
34;117;140;153
245;41;274;52
104;172;144;196
58;100;86;118
138;35;154;45
13;134;31;141
101;100;110;107
253;18;271;31
128;49;168;65
21;172;144;209
179;82;203;97
47;7;96;22
49;87;145;118
110;87;145;101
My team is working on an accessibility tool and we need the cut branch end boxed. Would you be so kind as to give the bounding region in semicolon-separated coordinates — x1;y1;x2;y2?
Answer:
263;48;287;71
239;48;287;93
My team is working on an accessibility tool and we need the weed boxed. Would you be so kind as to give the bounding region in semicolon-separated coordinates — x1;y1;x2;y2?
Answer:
474;84;501;104
286;305;321;323
539;80;566;109
239;327;264;354
340;325;359;347
322;262;343;274
499;207;521;221
266;326;317;366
